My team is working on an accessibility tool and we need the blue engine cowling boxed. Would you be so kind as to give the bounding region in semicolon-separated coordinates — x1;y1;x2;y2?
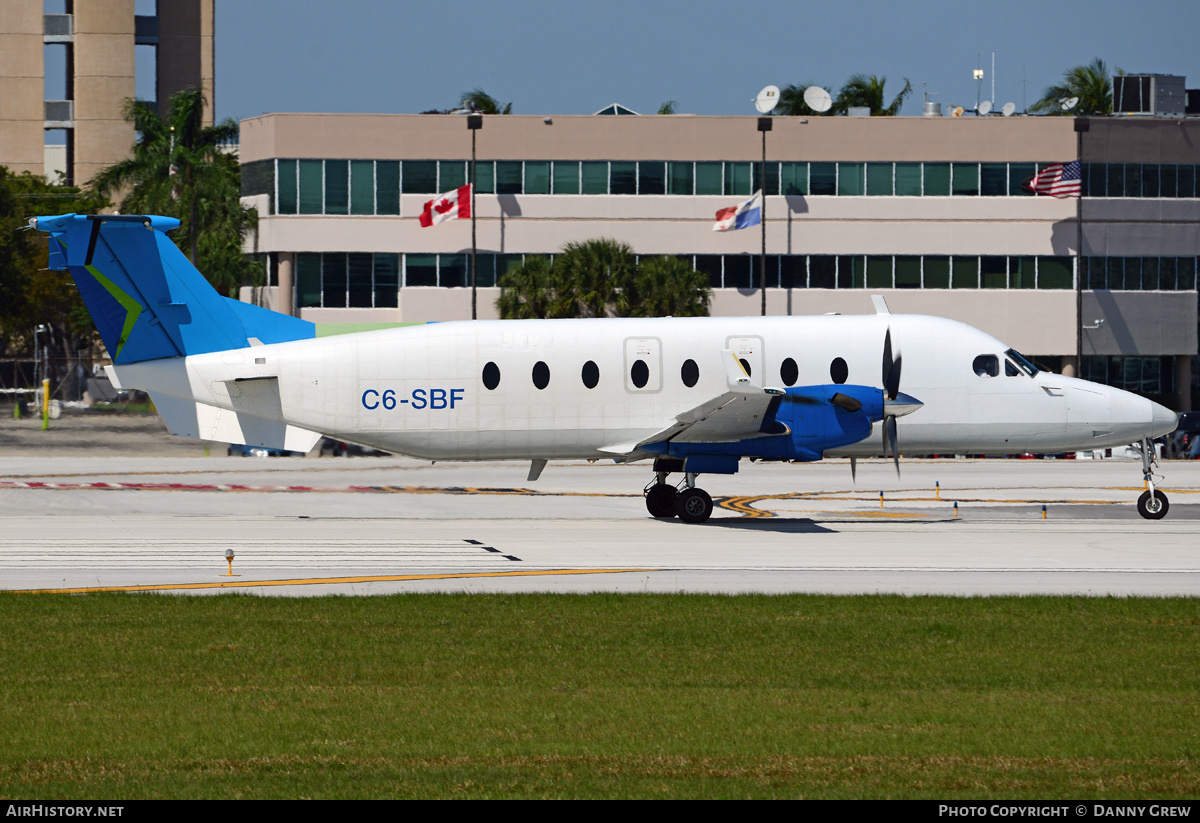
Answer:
644;384;886;474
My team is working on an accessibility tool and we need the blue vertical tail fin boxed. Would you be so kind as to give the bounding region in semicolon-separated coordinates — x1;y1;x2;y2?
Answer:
34;213;313;364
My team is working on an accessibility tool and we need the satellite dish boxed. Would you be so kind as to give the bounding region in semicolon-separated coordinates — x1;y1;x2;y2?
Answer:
952;106;964;118
754;85;780;114
1001;101;1016;117
977;100;993;116
803;85;832;113
1061;96;1079;111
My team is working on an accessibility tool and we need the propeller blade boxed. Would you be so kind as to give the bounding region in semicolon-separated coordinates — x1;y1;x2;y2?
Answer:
881;328;902;400
850;456;857;483
882;328;893;389
885;354;902;401
885;415;900;477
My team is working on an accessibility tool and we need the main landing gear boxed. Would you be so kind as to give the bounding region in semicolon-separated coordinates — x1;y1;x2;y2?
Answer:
1136;437;1169;520
644;470;714;524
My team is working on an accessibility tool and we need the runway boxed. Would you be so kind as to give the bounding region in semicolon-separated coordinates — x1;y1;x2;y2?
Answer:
1;455;1197;597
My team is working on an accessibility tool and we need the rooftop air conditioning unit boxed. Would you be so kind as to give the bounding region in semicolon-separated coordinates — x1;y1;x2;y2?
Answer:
1113;74;1186;116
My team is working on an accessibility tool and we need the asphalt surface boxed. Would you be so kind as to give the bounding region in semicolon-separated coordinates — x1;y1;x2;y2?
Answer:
2;411;1198;597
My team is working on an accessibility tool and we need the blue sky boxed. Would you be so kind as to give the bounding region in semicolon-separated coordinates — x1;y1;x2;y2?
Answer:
213;0;1199;121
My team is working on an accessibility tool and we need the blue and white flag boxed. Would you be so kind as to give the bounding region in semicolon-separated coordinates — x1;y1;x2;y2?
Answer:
712;191;762;231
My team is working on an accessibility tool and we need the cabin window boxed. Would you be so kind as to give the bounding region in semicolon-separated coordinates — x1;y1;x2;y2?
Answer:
681;359;699;388
631;359;649;389
482;362;500;390
973;355;999;377
532;361;550;390
830;357;848;384
581;361;599;389
780;358;798;387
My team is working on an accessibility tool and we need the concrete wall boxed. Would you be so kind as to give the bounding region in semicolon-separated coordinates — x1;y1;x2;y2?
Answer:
157;0;214;125
0;2;45;176
1082;291;1199;355
240;113;1078;164
72;0;136;186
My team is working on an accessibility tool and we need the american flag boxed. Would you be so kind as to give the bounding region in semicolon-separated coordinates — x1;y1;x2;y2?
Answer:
1023;160;1081;198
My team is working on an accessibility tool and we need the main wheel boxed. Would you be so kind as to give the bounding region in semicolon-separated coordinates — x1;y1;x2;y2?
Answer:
1137;489;1169;520
676;488;714;524
645;484;678;518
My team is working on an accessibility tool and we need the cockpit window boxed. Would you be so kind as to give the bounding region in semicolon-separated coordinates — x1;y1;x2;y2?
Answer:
973;354;999;377
1005;359;1020;377
1005;348;1039;377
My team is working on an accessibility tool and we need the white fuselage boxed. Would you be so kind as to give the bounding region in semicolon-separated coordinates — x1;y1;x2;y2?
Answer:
113;314;1177;461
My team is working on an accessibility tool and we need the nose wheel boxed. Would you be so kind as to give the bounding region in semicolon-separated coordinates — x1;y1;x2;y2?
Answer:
1136;438;1170;521
1137;489;1169;520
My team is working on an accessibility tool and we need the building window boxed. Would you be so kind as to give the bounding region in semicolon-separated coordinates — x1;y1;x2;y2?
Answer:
525;161;551;194
402;161;437;194
581;161;608;194
610;161;637;195
837;162;864;196
695;162;722;195
496;161;523;194
667;162;693;195
350;160;375;215
439;160;466;191
405;254;437;287
299;159;323;213
376;162;400;214
553;161;580;194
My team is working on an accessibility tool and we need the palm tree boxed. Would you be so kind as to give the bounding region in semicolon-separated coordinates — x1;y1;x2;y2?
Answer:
832;74;912;116
553;239;636;317
459;88;512;115
777;83;832;116
89;88;257;296
496;242;710;319
1030;58;1123;116
495;256;575;319
657;100;678;115
628;256;711;317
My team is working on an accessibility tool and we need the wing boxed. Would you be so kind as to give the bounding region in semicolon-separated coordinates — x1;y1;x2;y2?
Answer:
599;351;785;457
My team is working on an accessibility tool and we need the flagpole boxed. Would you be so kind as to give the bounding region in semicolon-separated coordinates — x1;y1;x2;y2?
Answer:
1074;118;1089;378
468;114;482;320
757;117;772;316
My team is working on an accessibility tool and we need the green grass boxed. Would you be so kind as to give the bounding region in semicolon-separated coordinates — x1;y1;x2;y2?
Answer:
0;593;1197;799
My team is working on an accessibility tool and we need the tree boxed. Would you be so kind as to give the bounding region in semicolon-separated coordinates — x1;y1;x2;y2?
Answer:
89;87;259;297
628;256;712;318
777;83;832;116
496;240;711;319
0;166;109;383
832;74;912;116
1030;58;1123;116
494;255;574;319
459;88;512;115
657;100;678;115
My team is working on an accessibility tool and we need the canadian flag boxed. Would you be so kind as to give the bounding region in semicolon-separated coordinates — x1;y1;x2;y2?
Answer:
418;184;472;227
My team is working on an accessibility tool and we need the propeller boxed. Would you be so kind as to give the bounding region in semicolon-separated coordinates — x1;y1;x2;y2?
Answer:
882;328;902;477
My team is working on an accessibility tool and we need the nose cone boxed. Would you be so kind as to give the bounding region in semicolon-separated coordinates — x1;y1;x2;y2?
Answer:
1150;400;1178;437
1110;389;1177;440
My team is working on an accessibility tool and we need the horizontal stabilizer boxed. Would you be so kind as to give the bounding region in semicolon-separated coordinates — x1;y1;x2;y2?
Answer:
149;391;322;453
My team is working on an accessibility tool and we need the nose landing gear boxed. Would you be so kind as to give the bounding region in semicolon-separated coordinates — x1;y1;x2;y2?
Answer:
643;470;715;523
1136;438;1169;520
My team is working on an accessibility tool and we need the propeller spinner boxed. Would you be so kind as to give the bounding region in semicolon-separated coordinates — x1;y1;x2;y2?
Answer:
880;328;924;476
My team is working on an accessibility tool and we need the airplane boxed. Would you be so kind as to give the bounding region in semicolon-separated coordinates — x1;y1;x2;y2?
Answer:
31;213;1180;523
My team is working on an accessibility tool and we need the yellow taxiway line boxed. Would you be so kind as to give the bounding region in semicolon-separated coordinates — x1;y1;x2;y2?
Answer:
10;568;661;595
